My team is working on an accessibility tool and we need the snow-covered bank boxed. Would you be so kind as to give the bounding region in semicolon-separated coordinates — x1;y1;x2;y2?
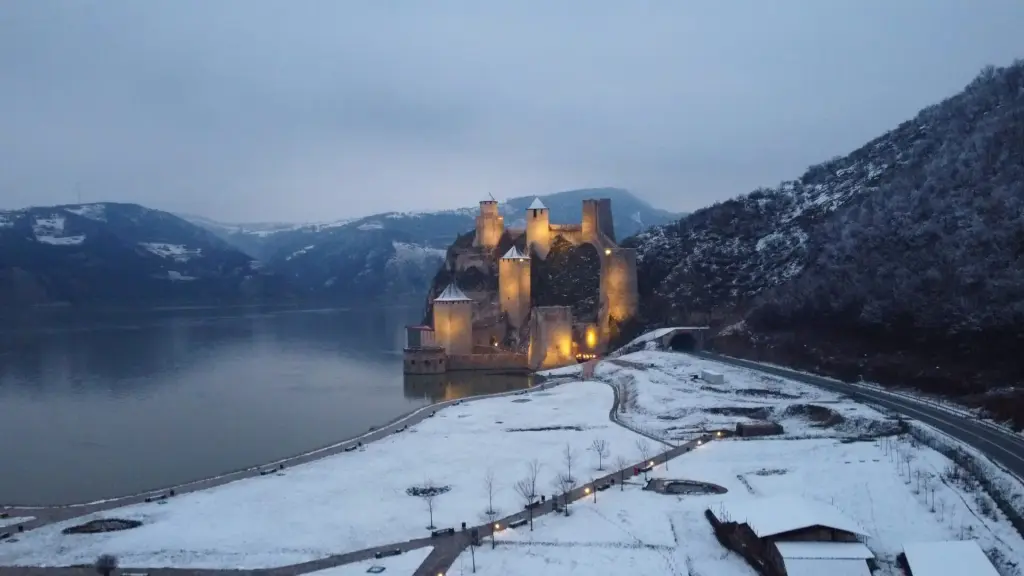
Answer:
593;350;892;443
0;381;647;569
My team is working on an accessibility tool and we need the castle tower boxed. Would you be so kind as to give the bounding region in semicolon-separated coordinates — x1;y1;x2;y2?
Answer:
525;197;551;259
582;198;616;246
527;306;574;370
599;247;639;339
432;283;473;355
473;200;504;249
498;245;531;329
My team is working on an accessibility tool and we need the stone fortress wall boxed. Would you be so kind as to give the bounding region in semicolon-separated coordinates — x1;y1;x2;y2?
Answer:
405;196;639;374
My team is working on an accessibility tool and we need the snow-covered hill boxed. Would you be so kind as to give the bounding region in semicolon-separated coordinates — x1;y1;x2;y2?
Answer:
624;60;1024;427
0;203;289;307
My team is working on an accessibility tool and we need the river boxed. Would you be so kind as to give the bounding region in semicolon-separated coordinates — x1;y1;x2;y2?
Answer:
0;304;533;506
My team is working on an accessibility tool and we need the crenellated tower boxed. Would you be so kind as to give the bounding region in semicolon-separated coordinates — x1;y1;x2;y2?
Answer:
498;246;531;329
474;200;504;249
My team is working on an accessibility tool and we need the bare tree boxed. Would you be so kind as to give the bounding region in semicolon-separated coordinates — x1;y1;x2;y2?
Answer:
420;479;440;529
95;554;118;576
590;438;610;471
526;458;542;499
563;443;578;483
481;508;502;549
483;468;498;515
514;477;537;530
635;438;652;464
614;455;630;491
553;472;577;516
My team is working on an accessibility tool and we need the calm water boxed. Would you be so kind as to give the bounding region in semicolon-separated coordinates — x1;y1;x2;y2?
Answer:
0;305;532;506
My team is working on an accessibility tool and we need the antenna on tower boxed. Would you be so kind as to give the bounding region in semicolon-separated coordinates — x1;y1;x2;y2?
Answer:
488;192;497;203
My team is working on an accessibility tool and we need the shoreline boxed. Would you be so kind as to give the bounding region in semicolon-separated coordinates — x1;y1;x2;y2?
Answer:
0;371;579;526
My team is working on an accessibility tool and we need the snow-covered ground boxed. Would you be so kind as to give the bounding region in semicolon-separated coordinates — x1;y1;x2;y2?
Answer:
30;214;86;245
594;350;895;443
451;436;1024;576
63;204;107;221
307;547;432;576
139;242;201;262
0;381;648;569
0;516;33;529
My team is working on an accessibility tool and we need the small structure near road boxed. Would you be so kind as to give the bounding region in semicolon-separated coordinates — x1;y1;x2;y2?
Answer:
736;420;785;437
706;495;873;576
645;478;728;495
700;369;725;384
899;540;999;576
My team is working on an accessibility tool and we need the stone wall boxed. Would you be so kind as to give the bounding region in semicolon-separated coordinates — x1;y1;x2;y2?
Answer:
528;305;575;370
403;347;447;374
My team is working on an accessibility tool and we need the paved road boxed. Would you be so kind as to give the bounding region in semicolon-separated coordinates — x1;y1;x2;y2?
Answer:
695;351;1024;479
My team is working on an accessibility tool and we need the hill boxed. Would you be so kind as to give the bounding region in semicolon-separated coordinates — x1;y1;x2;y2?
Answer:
186;188;678;303
625;61;1024;427
0;203;290;308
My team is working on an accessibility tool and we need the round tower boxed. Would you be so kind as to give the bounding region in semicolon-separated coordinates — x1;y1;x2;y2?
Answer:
432;283;474;355
474;200;504;249
499;245;531;329
525;197;551;259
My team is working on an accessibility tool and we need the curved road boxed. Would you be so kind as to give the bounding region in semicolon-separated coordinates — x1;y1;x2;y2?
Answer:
695;351;1024;479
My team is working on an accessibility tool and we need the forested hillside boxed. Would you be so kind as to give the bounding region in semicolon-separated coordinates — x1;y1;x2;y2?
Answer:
626;61;1024;426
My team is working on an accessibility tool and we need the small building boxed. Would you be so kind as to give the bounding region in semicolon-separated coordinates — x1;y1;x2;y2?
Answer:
736;420;785;437
707;495;872;576
701;369;725;384
900;540;999;576
775;541;874;576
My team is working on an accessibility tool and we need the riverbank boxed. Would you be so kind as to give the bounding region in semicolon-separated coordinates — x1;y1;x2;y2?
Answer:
1;375;624;569
1;372;566;523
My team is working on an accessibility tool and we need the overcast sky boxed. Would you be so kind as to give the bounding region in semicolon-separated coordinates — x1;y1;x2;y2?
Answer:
1;1;1022;223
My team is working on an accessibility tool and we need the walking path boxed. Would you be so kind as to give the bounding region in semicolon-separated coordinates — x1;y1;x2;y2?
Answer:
0;365;714;576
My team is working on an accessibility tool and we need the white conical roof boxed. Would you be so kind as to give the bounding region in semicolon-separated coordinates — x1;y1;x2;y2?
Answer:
528;197;547;210
434;283;472;303
501;246;529;260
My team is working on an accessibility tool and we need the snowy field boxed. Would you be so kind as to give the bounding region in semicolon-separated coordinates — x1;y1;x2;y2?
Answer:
451;437;1024;576
0;517;33;529
594;350;895;443
0;381;649;569
307;547;432;576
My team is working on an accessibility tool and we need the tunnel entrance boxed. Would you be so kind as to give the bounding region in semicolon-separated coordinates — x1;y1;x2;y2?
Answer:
669;332;698;352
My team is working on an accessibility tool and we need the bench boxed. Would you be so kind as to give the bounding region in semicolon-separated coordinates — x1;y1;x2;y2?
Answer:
431;527;455;538
508;518;528;529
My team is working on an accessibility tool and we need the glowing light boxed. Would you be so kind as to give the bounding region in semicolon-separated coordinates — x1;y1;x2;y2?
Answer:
604;248;612;255
585;326;597;348
584;487;591;494
494;523;500;530
649;461;654;467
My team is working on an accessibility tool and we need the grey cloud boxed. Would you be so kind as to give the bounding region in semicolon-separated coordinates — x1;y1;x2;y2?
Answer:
1;0;1023;221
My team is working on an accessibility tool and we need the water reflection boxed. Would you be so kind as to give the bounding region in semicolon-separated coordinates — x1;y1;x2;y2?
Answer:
0;304;431;505
403;372;534;403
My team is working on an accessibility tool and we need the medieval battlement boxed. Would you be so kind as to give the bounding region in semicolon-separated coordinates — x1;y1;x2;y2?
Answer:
404;196;639;374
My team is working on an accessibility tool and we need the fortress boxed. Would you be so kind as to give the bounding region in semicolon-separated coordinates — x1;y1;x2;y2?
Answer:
404;196;639;373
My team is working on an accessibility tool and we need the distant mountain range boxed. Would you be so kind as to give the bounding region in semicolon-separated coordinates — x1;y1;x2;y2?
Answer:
181;187;680;303
0;202;288;307
0;188;678;308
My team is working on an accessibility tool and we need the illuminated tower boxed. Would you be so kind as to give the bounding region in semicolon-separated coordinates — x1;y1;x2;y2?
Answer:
498;245;531;329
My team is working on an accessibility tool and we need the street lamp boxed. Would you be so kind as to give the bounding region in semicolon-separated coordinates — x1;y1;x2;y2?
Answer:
604;248;612;256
